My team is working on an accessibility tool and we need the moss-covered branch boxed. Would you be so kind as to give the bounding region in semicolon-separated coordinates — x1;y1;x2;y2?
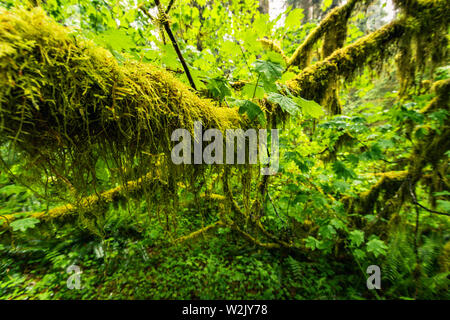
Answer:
345;80;449;225
174;220;225;244
286;19;407;102
0;172;165;229
0;7;245;196
287;0;366;69
286;0;448;105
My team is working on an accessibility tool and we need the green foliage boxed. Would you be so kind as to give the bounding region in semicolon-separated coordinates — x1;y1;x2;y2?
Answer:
349;230;365;247
292;96;324;118
231;98;266;125
0;0;449;301
366;238;388;258
9;217;40;232
284;8;304;30
268;93;301;116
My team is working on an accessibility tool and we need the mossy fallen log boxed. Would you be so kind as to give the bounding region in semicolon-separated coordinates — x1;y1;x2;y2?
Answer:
0;7;245;197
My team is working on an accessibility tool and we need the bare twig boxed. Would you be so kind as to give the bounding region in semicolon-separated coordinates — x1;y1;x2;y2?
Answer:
154;0;197;90
408;178;420;257
165;0;176;14
267;192;286;223
408;178;450;217
137;4;155;21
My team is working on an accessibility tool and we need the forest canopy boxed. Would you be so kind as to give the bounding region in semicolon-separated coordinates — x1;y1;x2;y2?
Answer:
0;0;448;300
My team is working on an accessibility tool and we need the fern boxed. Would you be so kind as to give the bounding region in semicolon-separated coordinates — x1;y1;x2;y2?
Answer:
287;256;303;281
384;225;449;298
419;234;442;277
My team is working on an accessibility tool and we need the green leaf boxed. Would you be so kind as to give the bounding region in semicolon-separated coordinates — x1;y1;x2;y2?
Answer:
161;44;179;68
436;200;450;213
349;230;365;247
366;239;388;257
0;184;28;196
206;78;231;100
330;218;346;231
221;40;239;56
252;14;271;36
10;217;40;232
433;191;450;196
361;143;383;161
285;8;304;30
353;248;366;260
242;83;265;99
93;28;135;54
267;93;300;115
322;0;333;11
292;96;324;118
253;60;284;83
305;236;320;250
319;224;336;240
281;71;296;82
264;51;286;67
332;161;356;180
230;99;266;125
262;78;279;93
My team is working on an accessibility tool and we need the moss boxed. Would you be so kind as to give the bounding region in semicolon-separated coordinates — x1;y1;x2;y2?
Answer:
174;220;224;244
287;19;407;105
287;0;366;69
393;0;449;95
258;38;288;63
287;0;448;106
346;74;449;228
420;79;450;114
0;3;447;246
358;171;408;213
1;171;165;229
0;7;246;207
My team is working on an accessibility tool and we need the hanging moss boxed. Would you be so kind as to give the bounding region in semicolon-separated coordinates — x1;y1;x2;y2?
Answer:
319;0;362;115
420;79;450;114
357;171;408;214
393;0;449;95
396;35;416;96
0;8;246;200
